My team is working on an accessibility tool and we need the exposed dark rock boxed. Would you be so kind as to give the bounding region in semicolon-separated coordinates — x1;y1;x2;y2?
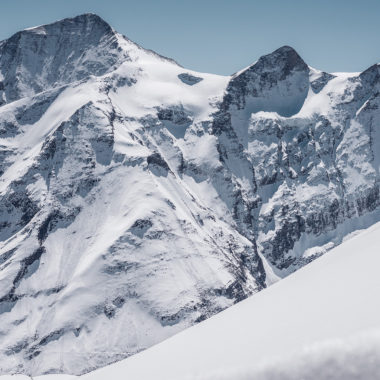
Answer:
0;248;17;266
0;14;131;104
310;72;336;93
178;73;203;85
157;105;192;125
147;152;171;174
226;46;309;116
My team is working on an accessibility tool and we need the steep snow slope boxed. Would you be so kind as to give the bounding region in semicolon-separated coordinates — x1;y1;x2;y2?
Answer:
5;220;380;380
1;13;380;376
79;222;380;380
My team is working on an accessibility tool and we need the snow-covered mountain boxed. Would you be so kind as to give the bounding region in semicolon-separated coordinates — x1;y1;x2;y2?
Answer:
0;13;379;375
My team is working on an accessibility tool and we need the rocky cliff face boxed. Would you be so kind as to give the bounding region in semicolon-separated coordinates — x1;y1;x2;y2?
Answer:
219;49;380;272
0;14;379;376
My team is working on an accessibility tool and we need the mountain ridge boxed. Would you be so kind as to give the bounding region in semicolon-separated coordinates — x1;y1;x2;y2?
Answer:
0;13;180;106
0;14;371;106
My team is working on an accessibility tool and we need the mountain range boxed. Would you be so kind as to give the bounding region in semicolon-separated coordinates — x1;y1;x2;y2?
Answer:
0;13;379;375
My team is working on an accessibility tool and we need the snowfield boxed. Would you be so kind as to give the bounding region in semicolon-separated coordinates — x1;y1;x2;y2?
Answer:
2;221;380;380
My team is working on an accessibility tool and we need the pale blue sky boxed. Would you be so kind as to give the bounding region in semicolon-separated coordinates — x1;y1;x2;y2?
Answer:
0;0;379;75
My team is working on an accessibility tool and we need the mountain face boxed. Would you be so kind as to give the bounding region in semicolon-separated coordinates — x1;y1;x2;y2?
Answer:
0;13;379;376
35;221;379;380
0;14;129;105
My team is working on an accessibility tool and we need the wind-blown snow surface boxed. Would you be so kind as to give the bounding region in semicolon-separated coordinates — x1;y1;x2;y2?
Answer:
1;13;380;375
4;221;380;380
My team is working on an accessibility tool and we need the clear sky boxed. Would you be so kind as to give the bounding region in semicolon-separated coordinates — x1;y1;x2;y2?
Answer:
0;0;379;75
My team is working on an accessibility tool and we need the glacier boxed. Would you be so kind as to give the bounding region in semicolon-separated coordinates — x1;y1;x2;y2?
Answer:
0;13;379;375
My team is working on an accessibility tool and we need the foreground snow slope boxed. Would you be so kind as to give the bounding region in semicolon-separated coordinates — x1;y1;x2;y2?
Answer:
27;221;380;380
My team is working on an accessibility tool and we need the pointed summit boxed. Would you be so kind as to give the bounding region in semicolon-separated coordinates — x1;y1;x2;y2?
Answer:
24;13;114;35
0;14;129;104
258;45;308;75
224;46;309;117
360;63;380;85
235;45;309;81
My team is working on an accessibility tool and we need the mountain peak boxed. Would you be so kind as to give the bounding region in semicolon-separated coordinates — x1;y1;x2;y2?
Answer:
253;45;308;77
0;13;128;105
22;13;113;35
50;13;113;34
70;12;107;22
225;45;309;116
273;45;300;55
